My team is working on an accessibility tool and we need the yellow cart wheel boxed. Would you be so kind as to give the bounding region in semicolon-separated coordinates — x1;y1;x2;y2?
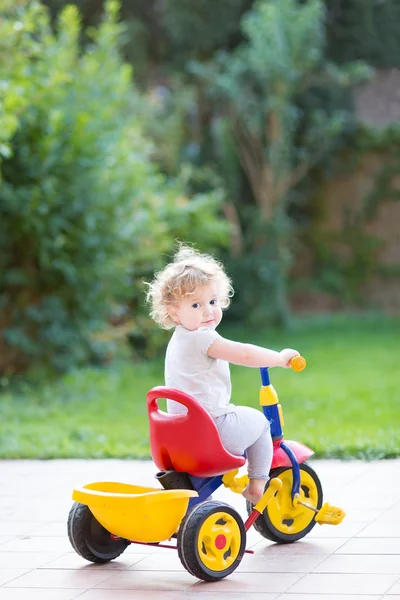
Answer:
68;502;129;563
177;501;246;581
246;462;323;543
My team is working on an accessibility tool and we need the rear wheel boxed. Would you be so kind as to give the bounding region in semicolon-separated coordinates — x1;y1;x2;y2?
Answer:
178;500;246;581
246;462;323;543
67;502;129;563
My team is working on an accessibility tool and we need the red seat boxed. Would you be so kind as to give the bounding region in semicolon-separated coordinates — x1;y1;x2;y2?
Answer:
147;386;246;478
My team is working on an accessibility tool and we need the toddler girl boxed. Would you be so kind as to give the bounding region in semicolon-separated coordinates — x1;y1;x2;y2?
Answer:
146;245;299;504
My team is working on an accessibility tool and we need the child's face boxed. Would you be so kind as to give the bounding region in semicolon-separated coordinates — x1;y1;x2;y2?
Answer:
170;283;223;331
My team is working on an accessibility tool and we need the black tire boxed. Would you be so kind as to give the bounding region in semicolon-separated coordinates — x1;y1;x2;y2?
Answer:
177;500;246;582
246;462;323;543
67;502;129;563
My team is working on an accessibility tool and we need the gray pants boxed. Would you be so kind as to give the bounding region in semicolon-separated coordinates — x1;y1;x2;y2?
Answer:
214;406;273;480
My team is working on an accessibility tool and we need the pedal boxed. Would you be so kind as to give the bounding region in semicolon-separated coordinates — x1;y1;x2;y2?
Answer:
315;503;346;525
222;469;249;494
294;495;346;526
254;478;282;513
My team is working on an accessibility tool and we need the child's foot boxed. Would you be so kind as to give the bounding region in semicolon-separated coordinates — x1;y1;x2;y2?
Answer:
242;479;267;505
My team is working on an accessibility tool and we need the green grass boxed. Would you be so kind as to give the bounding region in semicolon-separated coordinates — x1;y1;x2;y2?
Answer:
1;314;399;459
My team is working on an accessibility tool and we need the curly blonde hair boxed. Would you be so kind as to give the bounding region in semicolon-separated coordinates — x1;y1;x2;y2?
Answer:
146;244;234;330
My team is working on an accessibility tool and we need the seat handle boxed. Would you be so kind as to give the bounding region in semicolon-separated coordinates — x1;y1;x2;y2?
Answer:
146;386;209;418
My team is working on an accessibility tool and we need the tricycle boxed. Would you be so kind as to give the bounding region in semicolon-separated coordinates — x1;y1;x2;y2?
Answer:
67;356;345;581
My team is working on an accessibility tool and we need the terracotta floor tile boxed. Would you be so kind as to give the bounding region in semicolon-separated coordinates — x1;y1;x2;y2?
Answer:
0;589;82;600
252;537;347;555
307;520;368;538
288;572;399;595
312;553;400;574
43;551;148;570
114;542;164;555
179;594;279;600
3;568;116;589
79;591;279;600
236;551;326;573
0;536;14;545
335;537;400;554
93;569;195;591
0;551;64;569
357;521;400;537
376;503;400;522
0;522;41;536
27;521;69;537
2;536;73;553
0;569;32;586
136;541;179;554
243;528;262;547
387;580;400;595
277;595;381;600
1;459;400;599
78;592;191;600
186;571;302;593
344;508;384;522
334;482;400;510
126;552;184;571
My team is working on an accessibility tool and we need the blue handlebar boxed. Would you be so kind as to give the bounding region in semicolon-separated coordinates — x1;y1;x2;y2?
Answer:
260;367;270;386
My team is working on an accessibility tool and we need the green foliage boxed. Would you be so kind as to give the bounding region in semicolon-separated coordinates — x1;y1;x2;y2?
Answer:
35;0;399;319
1;0;140;372
126;169;230;358
0;1;40;163
44;0;252;85
0;1;230;375
309;124;400;303
44;0;167;85
132;81;200;176
190;0;370;326
326;0;400;68
161;0;251;63
311;223;383;303
44;1;400;73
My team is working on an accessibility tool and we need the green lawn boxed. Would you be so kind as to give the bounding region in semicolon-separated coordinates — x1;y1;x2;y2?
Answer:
1;314;399;459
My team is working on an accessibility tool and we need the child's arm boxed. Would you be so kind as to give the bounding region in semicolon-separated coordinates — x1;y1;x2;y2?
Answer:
207;336;299;368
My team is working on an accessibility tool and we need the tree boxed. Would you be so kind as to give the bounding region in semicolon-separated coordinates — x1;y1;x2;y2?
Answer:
191;0;370;326
325;0;400;68
0;1;229;374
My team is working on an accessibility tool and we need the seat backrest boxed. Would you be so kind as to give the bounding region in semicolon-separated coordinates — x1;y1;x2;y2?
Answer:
147;386;245;478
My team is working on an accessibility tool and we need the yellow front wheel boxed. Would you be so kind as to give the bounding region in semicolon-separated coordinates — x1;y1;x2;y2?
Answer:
246;462;323;543
177;501;246;581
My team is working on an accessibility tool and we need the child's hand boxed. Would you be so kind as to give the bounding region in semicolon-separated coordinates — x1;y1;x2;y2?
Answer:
279;348;300;368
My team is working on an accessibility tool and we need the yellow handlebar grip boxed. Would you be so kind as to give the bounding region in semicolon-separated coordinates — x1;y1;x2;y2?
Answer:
290;356;306;372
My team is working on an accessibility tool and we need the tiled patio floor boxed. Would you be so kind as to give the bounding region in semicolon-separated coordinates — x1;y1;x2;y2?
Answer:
1;458;399;599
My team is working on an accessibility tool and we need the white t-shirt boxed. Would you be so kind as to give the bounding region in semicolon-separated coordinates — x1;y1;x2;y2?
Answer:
165;325;235;418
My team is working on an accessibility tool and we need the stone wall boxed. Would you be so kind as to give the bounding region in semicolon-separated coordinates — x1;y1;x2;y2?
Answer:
355;69;400;128
292;69;400;314
320;153;400;311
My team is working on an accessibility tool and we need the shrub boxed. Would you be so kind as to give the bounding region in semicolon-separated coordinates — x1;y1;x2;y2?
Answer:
0;1;230;374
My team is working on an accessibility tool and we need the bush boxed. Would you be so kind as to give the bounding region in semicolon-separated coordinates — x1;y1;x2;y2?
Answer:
0;1;230;374
190;0;370;326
